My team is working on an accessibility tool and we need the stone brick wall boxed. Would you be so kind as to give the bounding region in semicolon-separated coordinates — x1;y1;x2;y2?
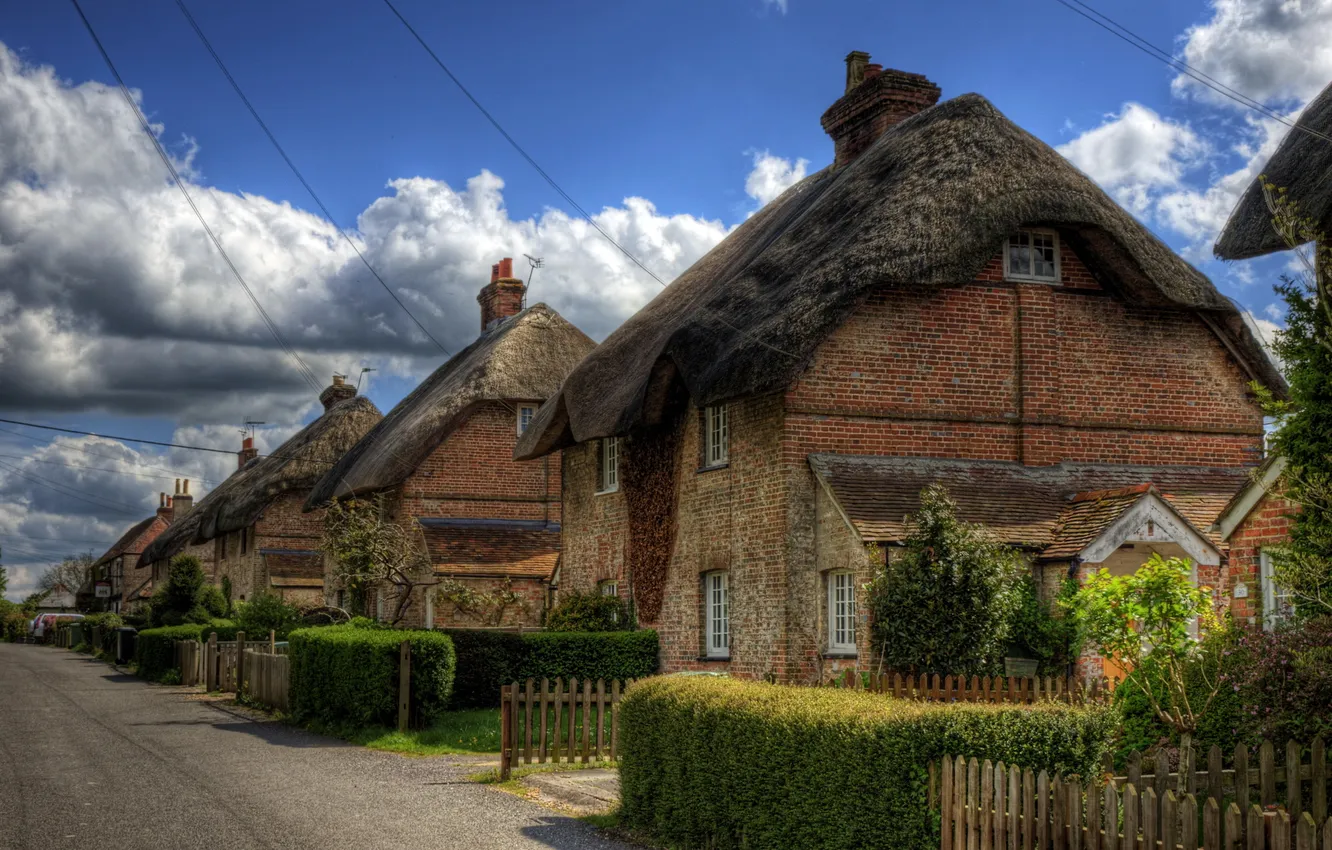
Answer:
1226;492;1299;625
389;577;548;629
552;239;1266;682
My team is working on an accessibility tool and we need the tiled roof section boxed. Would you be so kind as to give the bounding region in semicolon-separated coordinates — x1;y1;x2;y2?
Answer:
809;455;1251;553
422;522;560;580
1041;487;1151;559
263;550;324;587
94;515;169;568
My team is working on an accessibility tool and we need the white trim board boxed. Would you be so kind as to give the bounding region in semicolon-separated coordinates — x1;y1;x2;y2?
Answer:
1079;492;1221;566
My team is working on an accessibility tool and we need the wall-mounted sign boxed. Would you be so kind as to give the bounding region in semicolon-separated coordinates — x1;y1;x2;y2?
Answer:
95;582;111;598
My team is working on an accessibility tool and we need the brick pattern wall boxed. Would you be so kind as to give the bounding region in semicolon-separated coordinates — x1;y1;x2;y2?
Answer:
211;491;327;602
554;240;1266;682
1226;492;1299;625
391;577;547;630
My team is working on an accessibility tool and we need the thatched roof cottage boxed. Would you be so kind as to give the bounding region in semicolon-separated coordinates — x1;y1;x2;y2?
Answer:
516;52;1284;682
138;377;382;606
90;492;174;612
305;259;595;627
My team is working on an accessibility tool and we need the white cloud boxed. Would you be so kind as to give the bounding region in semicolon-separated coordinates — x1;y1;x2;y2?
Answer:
744;150;808;210
1057;103;1207;214
1174;0;1332;108
762;0;789;13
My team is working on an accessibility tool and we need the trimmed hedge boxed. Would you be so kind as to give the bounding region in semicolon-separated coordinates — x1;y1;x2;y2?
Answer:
288;626;456;727
619;676;1118;850
134;620;236;681
444;629;659;708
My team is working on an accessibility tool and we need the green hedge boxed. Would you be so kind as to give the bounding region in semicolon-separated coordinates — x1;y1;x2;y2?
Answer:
134;620;236;681
288;626;456;727
619;676;1118;850
444;629;659;708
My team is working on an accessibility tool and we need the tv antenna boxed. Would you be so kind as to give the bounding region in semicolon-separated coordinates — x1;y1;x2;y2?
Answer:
240;418;266;439
523;254;544;308
356;367;376;391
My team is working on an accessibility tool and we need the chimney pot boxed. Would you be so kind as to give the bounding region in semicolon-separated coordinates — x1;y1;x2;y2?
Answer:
318;374;358;411
238;435;259;469
159;492;165;508
183;479;189;495
166;496;172;508
175;478;181;495
821;51;941;169
477;256;527;332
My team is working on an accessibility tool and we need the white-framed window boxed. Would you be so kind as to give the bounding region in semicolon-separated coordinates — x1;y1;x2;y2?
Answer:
704;404;729;467
517;405;536;436
600;580;619;597
704;571;729;658
1260;549;1294;631
597;437;619;494
828;571;857;654
1004;228;1060;283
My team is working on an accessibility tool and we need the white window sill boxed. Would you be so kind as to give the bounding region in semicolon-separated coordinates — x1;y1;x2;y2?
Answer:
594;487;619;496
1004;275;1060;286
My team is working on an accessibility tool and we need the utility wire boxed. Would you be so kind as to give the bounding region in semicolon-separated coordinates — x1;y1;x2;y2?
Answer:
0;461;148;518
1051;0;1332;147
379;0;800;360
0;454;209;484
0;533;122;547
0;460;153;515
68;0;324;394
172;0;451;356
0;427;219;485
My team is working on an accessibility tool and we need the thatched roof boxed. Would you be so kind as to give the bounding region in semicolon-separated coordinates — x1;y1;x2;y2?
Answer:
136;394;381;567
516;93;1284;460
1215;82;1332;260
197;395;382;539
305;304;594;506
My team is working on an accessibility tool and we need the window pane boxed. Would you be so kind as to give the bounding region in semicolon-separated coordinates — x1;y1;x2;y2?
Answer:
1008;232;1031;276
1032;232;1056;280
708;573;729;654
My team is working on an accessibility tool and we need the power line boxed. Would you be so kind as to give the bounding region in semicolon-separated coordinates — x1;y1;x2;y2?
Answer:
0;461;147;518
68;0;324;394
0;454;208;484
0;532;119;547
1051;0;1332;147
0;425;218;485
171;0;451;357
379;0;800;360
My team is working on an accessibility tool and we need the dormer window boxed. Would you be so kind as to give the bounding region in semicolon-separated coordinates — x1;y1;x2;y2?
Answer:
1005;229;1060;284
517;405;535;436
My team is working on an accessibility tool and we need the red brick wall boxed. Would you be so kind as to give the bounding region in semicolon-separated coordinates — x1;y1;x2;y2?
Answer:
1226;492;1299;625
391;577;547;629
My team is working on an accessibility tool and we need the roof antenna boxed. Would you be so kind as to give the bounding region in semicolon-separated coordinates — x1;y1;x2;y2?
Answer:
356;367;376;391
523;254;543;309
241;418;266;439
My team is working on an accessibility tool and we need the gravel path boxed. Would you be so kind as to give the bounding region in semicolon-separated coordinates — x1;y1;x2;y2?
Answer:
0;643;634;850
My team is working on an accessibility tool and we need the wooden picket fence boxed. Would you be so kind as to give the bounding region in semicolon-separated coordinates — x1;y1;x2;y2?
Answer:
936;751;1332;849
829;670;1116;704
242;648;289;712
499;678;633;780
176;630;285;695
1111;736;1330;827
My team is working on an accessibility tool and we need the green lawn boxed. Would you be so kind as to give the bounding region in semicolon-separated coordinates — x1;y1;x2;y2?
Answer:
341;708;503;756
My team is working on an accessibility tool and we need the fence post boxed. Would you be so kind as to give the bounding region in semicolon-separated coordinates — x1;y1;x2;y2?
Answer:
500;684;513;781
207;631;218;691
235;631;246;697
397;640;411;733
269;629;276;655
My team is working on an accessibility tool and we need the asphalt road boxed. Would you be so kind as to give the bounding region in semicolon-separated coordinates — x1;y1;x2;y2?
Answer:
0;643;632;850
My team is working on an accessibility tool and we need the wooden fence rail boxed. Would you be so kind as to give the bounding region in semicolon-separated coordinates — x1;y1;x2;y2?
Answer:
499;678;633;781
1111;735;1331;826
242;648;289;712
937;753;1332;849
829;670;1116;704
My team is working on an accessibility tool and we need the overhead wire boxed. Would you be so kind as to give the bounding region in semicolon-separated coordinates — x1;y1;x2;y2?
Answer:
0;425;218;485
0;461;148;518
68;0;324;394
378;0;801;360
0;454;211;484
1050;0;1332;146
171;0;452;356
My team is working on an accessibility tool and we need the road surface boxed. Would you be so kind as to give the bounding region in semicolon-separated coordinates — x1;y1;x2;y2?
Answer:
0;643;631;850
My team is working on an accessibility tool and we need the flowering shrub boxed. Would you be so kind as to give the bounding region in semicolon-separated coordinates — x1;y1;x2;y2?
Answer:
1226;616;1332;745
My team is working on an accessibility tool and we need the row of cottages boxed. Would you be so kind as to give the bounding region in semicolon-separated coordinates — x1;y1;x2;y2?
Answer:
514;52;1286;682
305;259;595;628
1206;77;1332;631
88;489;175;612
136;378;382;606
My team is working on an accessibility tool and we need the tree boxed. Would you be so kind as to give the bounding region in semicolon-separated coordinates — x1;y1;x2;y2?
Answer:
1253;184;1332;616
1070;554;1225;735
322;495;434;627
867;485;1024;676
0;562;8;597
39;553;94;595
148;555;218;626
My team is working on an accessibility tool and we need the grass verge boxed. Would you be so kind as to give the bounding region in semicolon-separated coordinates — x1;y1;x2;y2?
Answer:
310;708;502;756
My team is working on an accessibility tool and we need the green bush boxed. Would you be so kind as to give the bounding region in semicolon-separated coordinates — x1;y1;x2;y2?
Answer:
288;625;456;727
444;629;660;708
135;624;210;681
233;593;302;640
1006;577;1083;676
545;591;632;632
620;676;1118;850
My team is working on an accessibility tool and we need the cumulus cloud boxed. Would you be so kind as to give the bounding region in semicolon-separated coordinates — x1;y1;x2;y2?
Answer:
1057;103;1208;214
744;150;809;209
1174;0;1332;107
0;41;747;424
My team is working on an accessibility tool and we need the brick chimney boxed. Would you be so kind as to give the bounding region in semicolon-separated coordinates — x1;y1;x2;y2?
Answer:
820;51;941;169
172;478;193;518
156;492;174;523
318;374;357;411
238;436;259;470
477;257;526;332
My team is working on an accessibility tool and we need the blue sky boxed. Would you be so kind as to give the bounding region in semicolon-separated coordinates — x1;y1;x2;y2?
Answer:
1;0;1324;598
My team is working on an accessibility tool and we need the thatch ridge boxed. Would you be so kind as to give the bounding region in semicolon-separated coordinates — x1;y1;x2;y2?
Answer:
306;303;594;506
1215;82;1332;260
517;93;1284;460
